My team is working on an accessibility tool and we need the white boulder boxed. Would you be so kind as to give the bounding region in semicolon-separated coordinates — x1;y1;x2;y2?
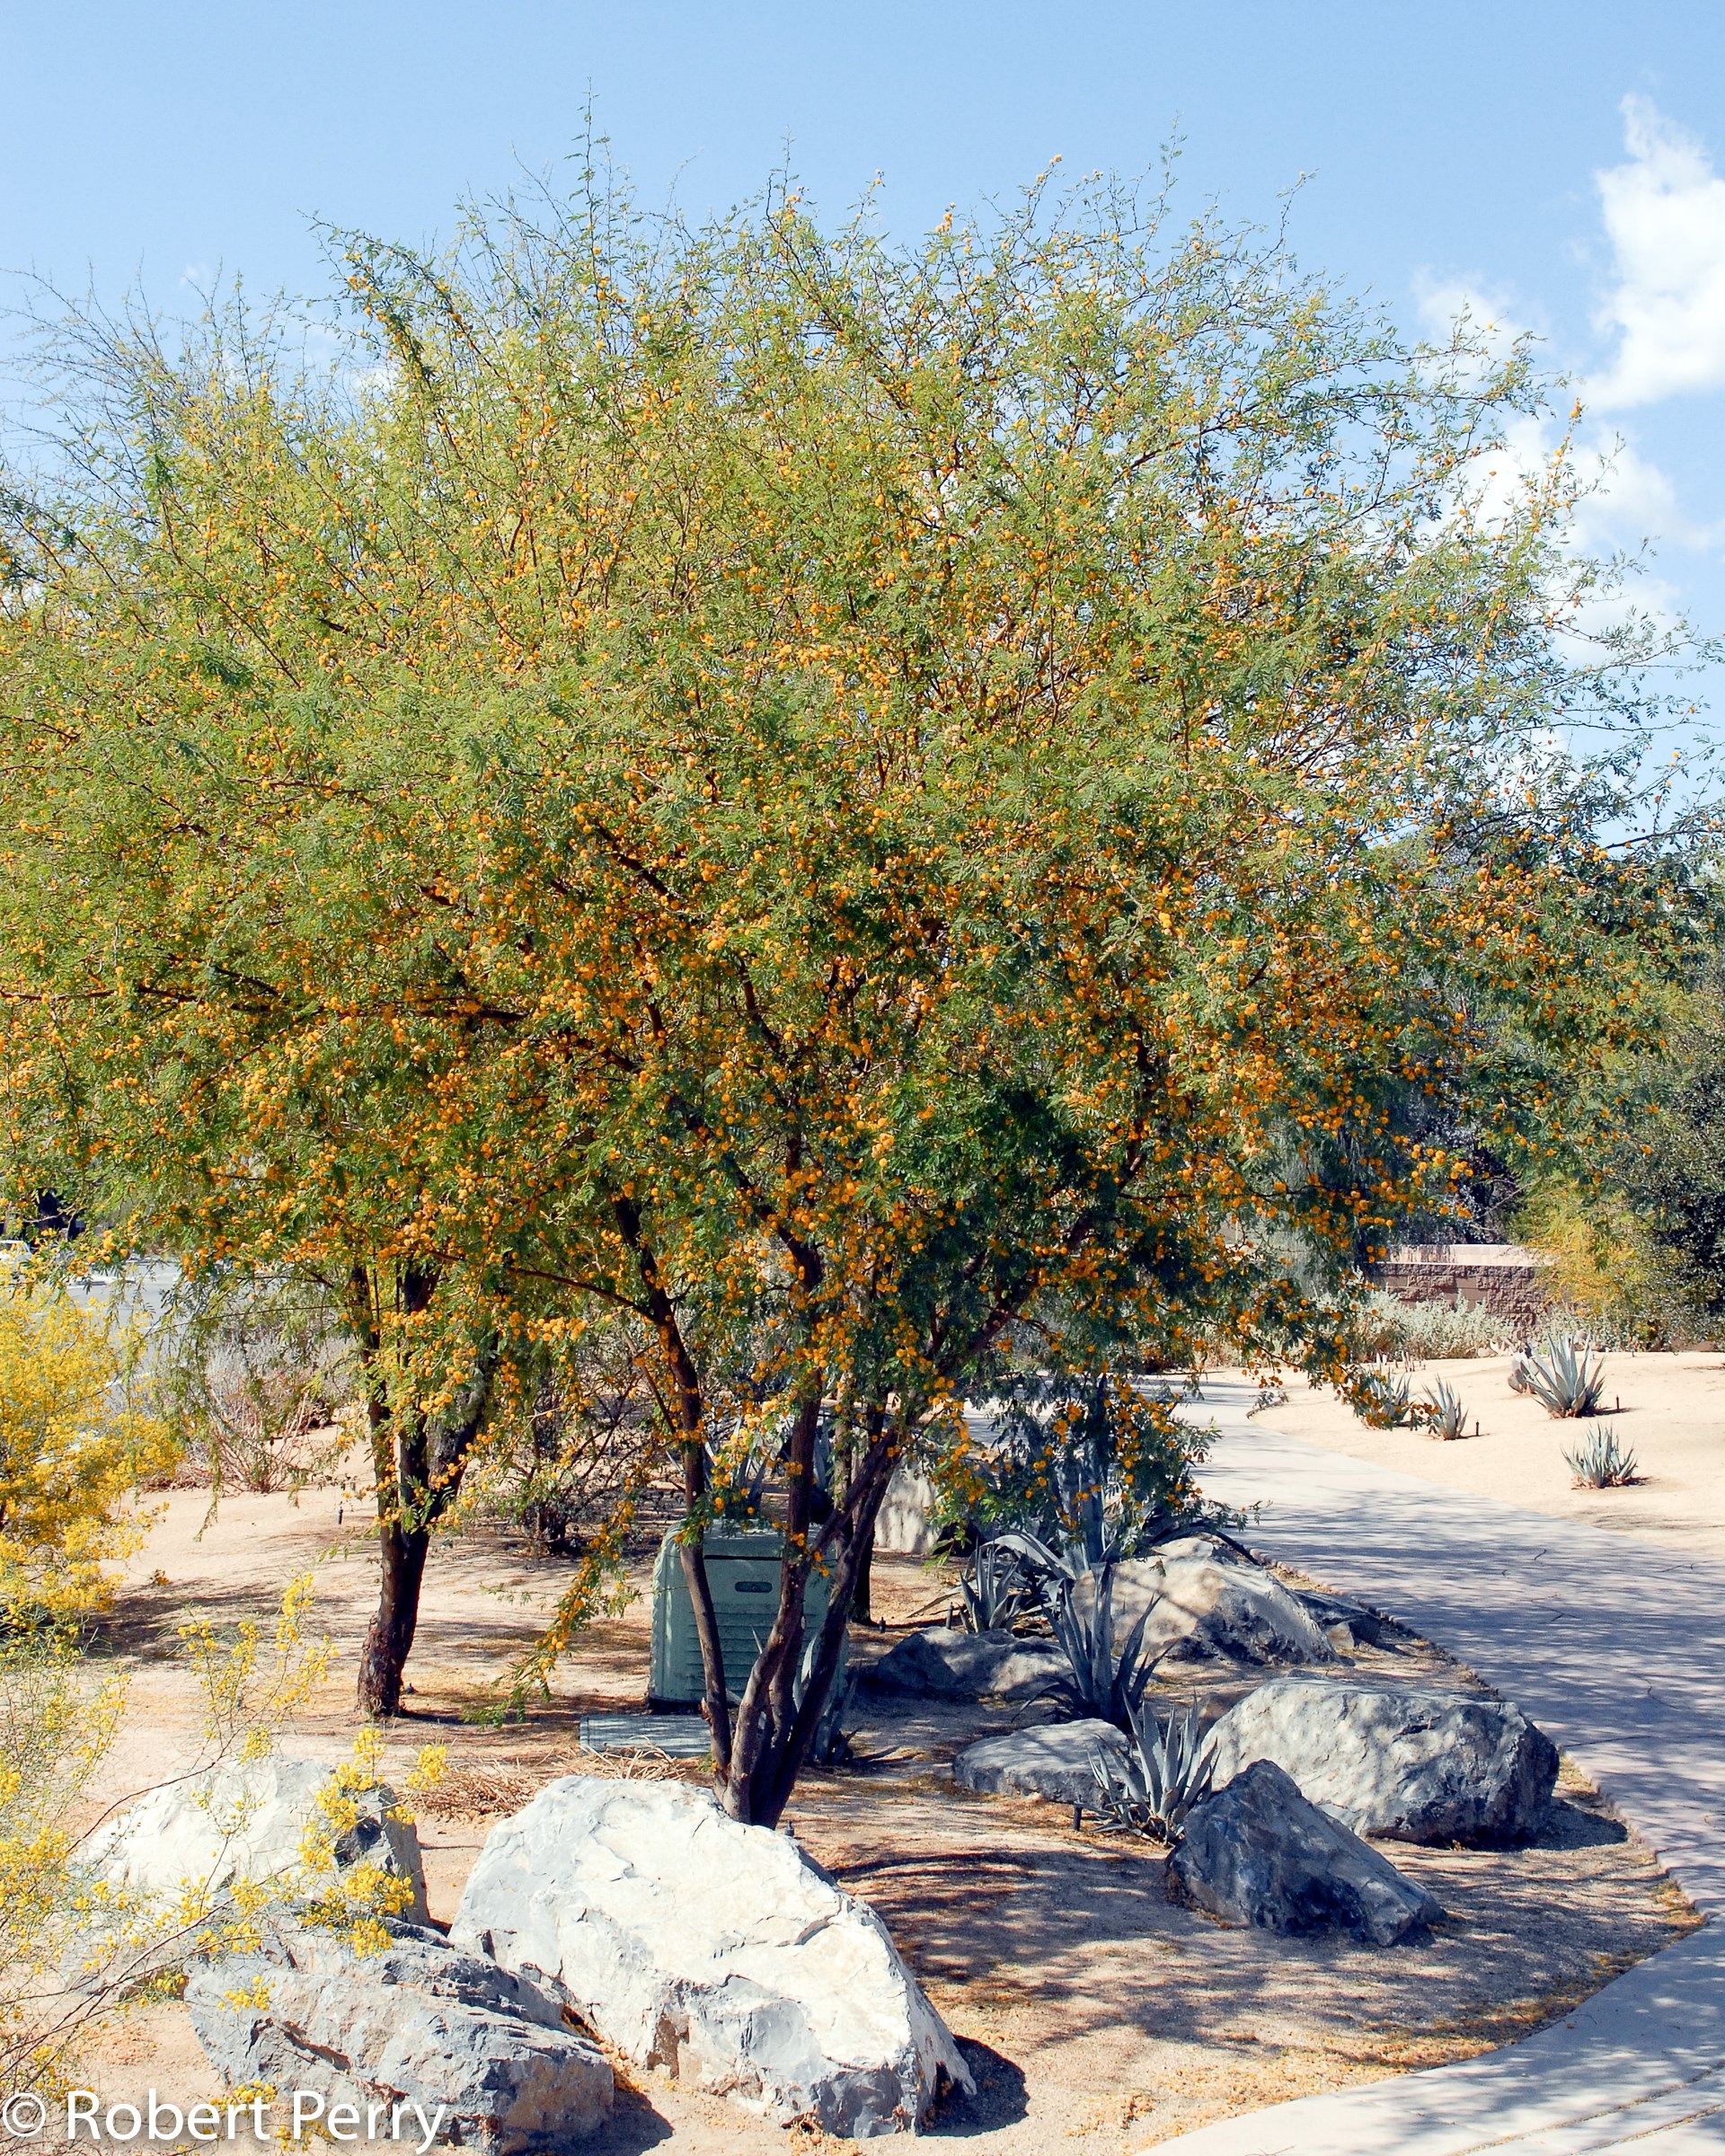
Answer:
82;1754;428;1922
1208;1676;1559;1845
188;1917;613;2153
451;1777;971;2137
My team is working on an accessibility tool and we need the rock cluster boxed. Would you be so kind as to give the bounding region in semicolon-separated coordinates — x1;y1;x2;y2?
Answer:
82;1754;429;1922
1076;1539;1338;1666
951;1719;1130;1807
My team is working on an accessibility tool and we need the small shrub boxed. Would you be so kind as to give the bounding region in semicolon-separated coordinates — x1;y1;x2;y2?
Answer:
1089;1700;1218;1842
1563;1427;1641;1488
1418;1378;1471;1441
1353;1290;1517;1361
1522;1337;1608;1418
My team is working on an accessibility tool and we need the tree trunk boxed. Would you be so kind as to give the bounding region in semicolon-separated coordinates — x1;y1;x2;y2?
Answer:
349;1260;496;1719
357;1518;430;1717
718;1409;897;1827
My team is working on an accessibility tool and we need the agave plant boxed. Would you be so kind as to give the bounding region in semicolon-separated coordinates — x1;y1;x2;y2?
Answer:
1089;1700;1218;1842
1418;1377;1470;1442
958;1538;1036;1632
1562;1427;1641;1488
1523;1337;1608;1418
1039;1564;1164;1728
1356;1365;1413;1429
801;1654;858;1767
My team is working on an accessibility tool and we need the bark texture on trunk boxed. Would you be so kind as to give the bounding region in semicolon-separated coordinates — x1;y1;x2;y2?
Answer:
357;1519;430;1718
718;1409;897;1828
350;1261;497;1719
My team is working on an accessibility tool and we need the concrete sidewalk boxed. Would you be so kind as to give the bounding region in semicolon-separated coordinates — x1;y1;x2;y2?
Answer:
1146;1382;1725;2152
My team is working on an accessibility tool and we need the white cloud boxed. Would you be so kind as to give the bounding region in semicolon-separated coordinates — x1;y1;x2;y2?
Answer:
1413;274;1715;558
1589;94;1725;409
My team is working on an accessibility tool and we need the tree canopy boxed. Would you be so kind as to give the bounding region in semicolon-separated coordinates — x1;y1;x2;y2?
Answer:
0;163;1697;1819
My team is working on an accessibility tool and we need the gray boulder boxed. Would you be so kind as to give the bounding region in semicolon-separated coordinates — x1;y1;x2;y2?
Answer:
952;1719;1130;1807
1075;1540;1337;1666
1171;1760;1444;1945
187;1917;614;2153
81;1754;429;1922
865;1625;1065;1702
1208;1676;1558;1846
451;1777;971;2137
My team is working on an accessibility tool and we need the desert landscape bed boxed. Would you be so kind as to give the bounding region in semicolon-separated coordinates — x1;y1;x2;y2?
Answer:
72;1348;1720;2152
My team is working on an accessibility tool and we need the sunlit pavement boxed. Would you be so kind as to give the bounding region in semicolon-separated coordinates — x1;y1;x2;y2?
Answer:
1146;1381;1725;2152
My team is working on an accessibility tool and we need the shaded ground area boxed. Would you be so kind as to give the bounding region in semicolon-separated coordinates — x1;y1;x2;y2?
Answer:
70;1487;1699;2153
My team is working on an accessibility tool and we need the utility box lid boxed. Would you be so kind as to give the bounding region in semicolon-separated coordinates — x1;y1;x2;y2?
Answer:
648;1529;840;1708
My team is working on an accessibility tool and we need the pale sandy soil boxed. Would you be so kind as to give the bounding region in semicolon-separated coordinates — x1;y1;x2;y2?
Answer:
49;1474;1701;2152
1241;1348;1725;1552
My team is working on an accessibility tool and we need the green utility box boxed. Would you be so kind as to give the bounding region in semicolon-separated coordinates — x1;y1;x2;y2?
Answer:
648;1530;842;1707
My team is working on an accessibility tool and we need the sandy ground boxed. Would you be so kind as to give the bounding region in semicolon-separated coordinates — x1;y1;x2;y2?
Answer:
44;1465;1703;2153
1240;1348;1725;1553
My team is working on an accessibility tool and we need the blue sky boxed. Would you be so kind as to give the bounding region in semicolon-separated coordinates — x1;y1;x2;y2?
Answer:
4;0;1725;720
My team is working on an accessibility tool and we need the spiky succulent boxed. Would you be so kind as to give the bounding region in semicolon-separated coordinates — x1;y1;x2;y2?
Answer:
1039;1564;1164;1728
1357;1365;1413;1428
1089;1700;1219;1842
1524;1337;1608;1418
1563;1427;1641;1488
959;1538;1037;1632
1418;1377;1470;1441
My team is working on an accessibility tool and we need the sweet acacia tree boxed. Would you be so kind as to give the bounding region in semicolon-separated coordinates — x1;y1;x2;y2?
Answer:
0;163;1694;1817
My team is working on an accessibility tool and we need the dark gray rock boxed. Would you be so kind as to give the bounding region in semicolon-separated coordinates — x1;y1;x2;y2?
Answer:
1208;1676;1558;1846
450;1777;970;2138
951;1719;1130;1807
1171;1761;1444;1945
1075;1541;1337;1667
186;1917;613;2153
864;1625;1065;1702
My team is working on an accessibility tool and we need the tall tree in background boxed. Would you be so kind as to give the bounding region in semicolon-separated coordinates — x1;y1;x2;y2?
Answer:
0;161;1699;1817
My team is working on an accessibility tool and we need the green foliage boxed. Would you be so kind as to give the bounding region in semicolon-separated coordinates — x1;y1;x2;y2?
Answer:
950;1374;1215;1565
0;154;1698;1816
0;1269;172;1626
1351;1289;1517;1360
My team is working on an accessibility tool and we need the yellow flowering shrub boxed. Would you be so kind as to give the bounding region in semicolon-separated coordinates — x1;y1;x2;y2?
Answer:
0;1278;174;1624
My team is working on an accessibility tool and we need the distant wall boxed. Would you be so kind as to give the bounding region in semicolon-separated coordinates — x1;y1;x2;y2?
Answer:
1373;1243;1552;1330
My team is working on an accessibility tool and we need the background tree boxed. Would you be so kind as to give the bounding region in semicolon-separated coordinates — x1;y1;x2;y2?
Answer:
0;162;1699;1817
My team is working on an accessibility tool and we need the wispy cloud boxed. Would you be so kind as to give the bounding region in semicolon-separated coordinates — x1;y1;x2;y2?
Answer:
1589;94;1725;410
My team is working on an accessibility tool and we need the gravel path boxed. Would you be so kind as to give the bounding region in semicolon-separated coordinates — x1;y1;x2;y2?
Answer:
1147;1380;1725;2153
